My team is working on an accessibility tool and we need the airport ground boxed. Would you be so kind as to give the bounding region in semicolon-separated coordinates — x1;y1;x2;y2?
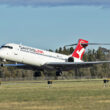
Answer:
0;79;110;110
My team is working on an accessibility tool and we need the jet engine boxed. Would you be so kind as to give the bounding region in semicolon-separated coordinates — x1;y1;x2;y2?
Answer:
68;57;74;62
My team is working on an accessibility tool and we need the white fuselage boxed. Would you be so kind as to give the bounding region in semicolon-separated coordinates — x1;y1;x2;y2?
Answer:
0;43;82;67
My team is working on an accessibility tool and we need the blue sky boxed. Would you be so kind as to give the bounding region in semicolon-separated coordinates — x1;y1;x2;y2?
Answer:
0;0;110;50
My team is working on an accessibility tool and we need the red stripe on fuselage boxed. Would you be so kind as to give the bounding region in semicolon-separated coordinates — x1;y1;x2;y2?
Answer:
36;49;44;54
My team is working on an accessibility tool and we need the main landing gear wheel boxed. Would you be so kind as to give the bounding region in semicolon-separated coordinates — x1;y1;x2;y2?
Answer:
56;70;62;76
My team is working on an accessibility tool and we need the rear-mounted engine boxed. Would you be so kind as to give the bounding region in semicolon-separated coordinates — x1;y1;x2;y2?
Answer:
68;57;74;62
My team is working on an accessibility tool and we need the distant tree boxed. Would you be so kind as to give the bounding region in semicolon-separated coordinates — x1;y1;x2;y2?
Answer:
69;47;74;54
96;47;105;60
55;49;59;53
58;47;63;53
48;49;53;52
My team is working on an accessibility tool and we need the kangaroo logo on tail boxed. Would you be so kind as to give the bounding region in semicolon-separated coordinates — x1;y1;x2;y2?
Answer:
72;39;88;60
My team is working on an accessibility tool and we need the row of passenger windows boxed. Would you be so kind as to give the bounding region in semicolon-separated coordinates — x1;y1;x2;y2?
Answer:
1;46;13;49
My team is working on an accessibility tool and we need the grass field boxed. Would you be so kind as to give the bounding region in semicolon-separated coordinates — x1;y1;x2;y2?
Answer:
0;79;110;110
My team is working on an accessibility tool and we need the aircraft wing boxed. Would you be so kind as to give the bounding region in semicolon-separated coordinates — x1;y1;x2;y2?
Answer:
1;61;110;71
45;61;110;70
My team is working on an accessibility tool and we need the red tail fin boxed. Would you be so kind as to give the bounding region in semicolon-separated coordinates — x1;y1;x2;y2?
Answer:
72;39;88;60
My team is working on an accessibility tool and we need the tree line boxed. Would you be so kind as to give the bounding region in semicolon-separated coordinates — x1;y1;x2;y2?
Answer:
0;46;110;79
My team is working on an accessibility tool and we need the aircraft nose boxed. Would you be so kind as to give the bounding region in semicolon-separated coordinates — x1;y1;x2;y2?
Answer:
0;50;6;58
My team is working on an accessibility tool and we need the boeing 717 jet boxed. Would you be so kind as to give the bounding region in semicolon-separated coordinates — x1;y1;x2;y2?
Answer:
0;39;110;76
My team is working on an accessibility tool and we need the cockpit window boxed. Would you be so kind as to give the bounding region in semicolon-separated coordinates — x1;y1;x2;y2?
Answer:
1;46;13;49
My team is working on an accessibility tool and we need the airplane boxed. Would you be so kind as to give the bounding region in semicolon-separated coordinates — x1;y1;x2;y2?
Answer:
0;39;110;76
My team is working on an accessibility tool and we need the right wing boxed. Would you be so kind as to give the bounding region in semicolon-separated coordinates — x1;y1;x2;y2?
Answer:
45;61;110;71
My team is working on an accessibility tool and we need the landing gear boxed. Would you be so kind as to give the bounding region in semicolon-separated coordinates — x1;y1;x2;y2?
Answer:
34;71;42;77
0;59;6;67
1;63;4;67
56;70;62;76
55;70;64;80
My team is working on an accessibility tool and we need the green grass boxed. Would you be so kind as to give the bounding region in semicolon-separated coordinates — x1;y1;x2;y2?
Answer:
0;79;110;110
